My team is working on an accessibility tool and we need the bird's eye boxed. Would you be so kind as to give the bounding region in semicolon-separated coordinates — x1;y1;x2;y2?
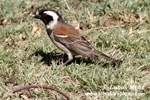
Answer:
42;14;47;17
43;14;53;20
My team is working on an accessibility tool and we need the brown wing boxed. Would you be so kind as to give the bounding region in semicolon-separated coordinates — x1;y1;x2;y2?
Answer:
54;34;99;59
53;26;80;37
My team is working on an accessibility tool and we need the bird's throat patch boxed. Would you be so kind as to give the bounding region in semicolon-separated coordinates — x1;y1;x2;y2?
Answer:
47;29;52;36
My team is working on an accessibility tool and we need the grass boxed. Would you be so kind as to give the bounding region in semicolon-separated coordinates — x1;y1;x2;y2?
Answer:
0;0;150;99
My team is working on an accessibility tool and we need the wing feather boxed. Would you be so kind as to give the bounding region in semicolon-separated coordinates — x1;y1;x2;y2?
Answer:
54;34;99;59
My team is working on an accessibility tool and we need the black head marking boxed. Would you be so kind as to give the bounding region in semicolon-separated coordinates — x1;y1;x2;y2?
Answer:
33;9;62;25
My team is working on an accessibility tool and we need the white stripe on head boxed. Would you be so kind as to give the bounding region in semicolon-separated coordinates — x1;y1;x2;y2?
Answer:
44;11;59;29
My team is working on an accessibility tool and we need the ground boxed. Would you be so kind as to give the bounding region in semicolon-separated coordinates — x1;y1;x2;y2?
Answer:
0;0;150;99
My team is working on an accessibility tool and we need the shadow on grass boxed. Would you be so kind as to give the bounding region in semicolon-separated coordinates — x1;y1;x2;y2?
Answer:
32;50;117;67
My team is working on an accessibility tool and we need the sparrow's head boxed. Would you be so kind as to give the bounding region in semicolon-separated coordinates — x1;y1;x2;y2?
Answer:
33;9;62;29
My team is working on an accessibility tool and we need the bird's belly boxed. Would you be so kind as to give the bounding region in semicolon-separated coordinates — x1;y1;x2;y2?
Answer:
49;33;72;55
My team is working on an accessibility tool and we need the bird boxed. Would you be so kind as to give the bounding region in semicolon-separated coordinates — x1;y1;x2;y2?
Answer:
33;9;122;66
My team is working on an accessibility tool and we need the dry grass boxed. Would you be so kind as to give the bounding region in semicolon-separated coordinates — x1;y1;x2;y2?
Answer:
0;0;150;99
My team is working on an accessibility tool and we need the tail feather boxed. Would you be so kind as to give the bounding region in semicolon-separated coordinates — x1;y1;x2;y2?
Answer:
95;50;122;65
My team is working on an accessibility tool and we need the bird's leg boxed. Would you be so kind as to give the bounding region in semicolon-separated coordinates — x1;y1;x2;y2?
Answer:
62;52;73;66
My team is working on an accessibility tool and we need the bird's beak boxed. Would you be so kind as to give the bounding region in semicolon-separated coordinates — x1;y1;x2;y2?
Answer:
33;14;41;19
